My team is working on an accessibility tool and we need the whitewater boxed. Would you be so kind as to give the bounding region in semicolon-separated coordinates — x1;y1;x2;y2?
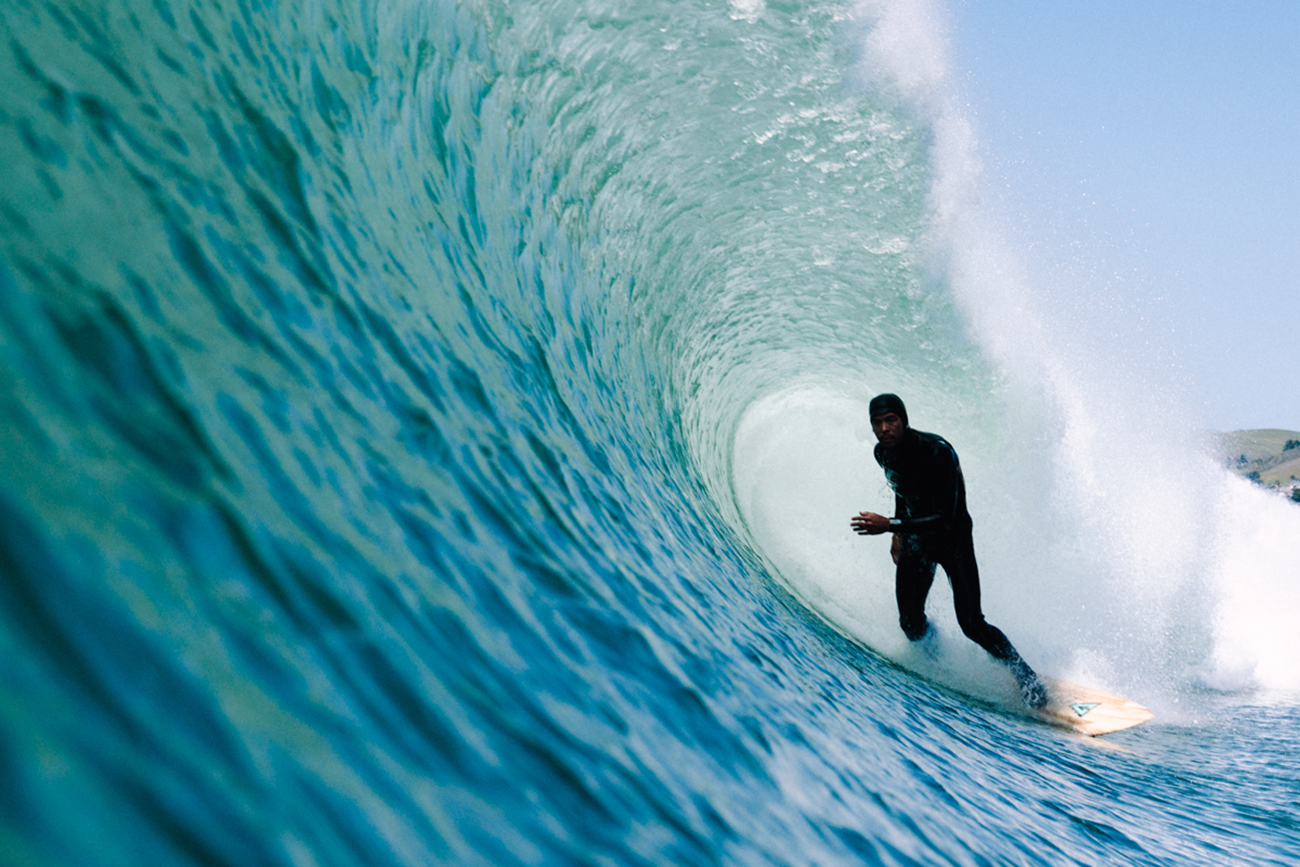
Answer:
1;0;1298;864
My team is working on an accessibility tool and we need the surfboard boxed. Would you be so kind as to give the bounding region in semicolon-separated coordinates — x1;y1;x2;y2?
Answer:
1032;677;1153;736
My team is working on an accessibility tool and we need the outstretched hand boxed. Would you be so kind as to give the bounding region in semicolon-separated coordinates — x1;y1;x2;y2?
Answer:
850;511;891;535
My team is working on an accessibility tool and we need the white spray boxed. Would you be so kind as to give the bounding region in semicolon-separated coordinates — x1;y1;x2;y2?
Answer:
732;0;1300;712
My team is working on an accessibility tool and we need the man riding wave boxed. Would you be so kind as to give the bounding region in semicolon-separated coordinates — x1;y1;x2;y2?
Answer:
851;393;1047;709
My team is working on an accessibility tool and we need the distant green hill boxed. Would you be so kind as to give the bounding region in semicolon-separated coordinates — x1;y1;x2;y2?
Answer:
1216;429;1300;490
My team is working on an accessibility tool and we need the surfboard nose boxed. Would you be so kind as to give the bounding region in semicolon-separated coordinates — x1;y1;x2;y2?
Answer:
1039;679;1154;737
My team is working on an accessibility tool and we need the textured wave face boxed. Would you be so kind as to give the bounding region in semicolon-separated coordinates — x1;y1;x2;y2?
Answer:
3;0;1300;864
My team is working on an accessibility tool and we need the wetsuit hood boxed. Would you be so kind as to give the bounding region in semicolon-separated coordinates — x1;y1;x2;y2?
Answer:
869;393;908;426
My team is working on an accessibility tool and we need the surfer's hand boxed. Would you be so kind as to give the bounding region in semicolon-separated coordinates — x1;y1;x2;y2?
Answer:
890;533;901;564
851;511;890;535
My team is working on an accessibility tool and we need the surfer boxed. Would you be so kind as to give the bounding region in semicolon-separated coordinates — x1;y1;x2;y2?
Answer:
850;393;1047;709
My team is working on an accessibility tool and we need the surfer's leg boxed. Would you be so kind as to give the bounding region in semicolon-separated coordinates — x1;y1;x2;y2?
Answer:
894;538;935;641
938;534;1010;656
941;536;1047;708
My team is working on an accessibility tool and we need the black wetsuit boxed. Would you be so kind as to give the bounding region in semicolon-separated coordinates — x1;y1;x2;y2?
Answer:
874;428;1022;665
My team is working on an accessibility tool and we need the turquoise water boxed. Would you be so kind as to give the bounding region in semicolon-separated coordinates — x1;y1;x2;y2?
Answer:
2;0;1299;864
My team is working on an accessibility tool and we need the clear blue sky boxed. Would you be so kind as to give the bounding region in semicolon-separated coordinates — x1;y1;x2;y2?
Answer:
949;1;1300;432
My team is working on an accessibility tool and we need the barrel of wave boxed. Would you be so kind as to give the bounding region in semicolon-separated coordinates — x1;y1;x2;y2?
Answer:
732;386;960;649
732;384;1060;707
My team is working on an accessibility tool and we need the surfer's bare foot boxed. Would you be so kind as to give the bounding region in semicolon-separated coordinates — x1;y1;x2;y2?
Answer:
911;623;939;659
1021;678;1048;710
1011;659;1048;710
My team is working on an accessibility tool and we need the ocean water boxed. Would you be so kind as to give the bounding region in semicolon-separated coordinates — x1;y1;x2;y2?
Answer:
2;0;1300;864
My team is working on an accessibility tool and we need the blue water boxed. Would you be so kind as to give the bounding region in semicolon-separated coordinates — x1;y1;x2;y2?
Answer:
3;0;1299;864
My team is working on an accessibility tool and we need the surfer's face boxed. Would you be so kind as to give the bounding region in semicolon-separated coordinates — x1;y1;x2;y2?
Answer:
871;412;906;448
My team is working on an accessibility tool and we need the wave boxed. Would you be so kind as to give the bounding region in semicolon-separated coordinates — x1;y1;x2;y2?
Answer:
1;0;1299;864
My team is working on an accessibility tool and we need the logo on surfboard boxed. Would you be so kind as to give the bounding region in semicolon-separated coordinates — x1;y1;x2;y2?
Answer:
1071;702;1100;718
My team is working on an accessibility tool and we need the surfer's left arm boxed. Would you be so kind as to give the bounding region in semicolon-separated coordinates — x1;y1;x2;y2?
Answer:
885;438;962;534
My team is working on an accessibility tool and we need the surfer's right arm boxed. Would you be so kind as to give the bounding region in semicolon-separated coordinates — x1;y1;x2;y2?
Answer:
850;511;892;534
883;492;943;533
884;513;943;533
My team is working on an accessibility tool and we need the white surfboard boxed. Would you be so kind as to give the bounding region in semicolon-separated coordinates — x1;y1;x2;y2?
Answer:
1032;677;1153;736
